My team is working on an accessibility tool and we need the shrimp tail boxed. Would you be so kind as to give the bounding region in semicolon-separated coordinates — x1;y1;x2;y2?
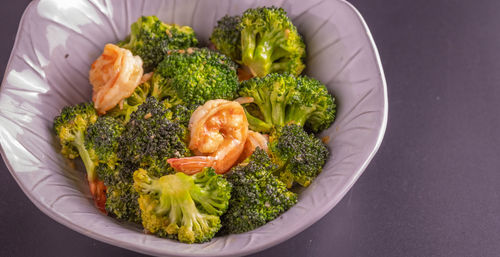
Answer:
88;179;107;214
167;156;216;175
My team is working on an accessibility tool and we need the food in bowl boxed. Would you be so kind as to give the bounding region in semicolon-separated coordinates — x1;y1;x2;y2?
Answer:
52;6;336;244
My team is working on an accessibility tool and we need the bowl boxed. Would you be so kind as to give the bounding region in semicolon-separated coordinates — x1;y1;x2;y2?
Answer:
0;0;387;256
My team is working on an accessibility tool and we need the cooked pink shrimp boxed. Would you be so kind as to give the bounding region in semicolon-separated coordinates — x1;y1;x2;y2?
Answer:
89;44;143;114
237;130;269;163
167;99;249;174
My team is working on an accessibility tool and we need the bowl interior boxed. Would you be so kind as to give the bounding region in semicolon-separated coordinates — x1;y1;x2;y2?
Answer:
0;0;387;256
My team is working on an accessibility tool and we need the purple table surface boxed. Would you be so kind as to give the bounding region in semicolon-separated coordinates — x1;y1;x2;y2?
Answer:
1;1;500;256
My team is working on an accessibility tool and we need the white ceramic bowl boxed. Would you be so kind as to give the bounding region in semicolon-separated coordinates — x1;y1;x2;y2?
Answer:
0;0;387;256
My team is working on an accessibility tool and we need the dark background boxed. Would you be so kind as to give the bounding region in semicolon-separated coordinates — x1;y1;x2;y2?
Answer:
2;0;500;256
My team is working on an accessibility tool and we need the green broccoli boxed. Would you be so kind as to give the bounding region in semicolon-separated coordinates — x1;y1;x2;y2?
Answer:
85;116;125;168
106;181;141;223
155;48;240;106
53;103;97;161
106;80;151;123
119;16;198;72
118;97;190;178
269;124;328;188
239;7;306;77
85;116;142;218
163;101;197;127
53;103;98;182
238;73;296;132
107;70;197;125
210;15;242;61
220;148;297;234
238;73;336;133
133;167;232;243
53;103;108;210
95;161;122;186
97;162;142;223
286;76;336;133
95;161;141;223
90;115;150;223
110;48;237;124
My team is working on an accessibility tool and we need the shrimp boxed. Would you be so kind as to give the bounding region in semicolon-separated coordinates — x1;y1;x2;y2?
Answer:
89;44;144;114
88;179;107;214
167;99;248;174
237;130;269;163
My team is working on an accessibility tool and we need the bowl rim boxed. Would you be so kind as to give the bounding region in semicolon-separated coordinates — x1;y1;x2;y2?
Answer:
0;0;388;256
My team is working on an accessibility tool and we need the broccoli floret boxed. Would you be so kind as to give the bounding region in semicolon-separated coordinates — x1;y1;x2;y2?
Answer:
154;48;239;106
110;48;238;123
238;73;336;133
106;181;141;223
269;124;328;188
220;148;297;234
96;162;121;186
96;161;142;223
53;103;98;181
84;116;126;214
98;163;141;223
210;15;242;61
53;103;109;211
239;7;306;77
53;103;97;161
108;69;197;124
107;80;151;123
133;167;231;243
118;97;190;177
163;101;196;127
119;16;198;72
286;76;336;133
210;7;306;78
99;97;201;224
85;116;124;168
238;73;296;132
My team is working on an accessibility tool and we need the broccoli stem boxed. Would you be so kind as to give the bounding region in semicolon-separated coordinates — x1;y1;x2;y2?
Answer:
241;29;275;77
250;41;273;77
72;131;96;182
270;93;286;127
270;48;289;62
260;102;273;125
244;108;273;132
243;30;287;77
285;105;316;127
271;60;291;73
241;30;257;72
250;91;273;125
271;102;285;127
